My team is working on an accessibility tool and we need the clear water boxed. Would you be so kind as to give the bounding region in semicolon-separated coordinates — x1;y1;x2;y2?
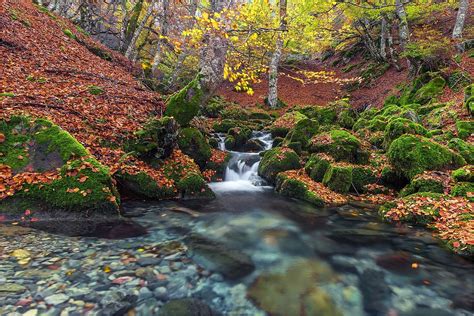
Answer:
1;132;473;316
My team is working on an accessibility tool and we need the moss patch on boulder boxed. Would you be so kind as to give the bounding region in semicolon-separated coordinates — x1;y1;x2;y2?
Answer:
165;76;203;126
322;164;353;193
383;118;427;148
284;118;319;149
452;165;474;182
258;147;301;183
310;130;368;164
451;182;474;201
448;138;474;164
388;135;465;180
456;120;473;139
177;127;211;168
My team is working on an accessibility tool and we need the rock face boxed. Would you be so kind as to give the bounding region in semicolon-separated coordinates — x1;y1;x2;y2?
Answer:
159;299;219;316
247;259;341;316
0;116;119;214
184;234;255;280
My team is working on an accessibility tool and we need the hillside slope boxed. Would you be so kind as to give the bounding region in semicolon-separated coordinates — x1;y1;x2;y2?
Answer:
0;0;163;164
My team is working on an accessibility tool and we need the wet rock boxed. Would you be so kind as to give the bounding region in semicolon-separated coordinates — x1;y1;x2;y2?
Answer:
400;307;453;316
45;293;69;305
158;298;219;316
184;234;255;280
327;228;394;245
153;286;168;300
0;283;27;294
247;259;341;316
137;257;161;267
452;292;474;312
359;269;391;315
375;251;420;275
243;139;266;152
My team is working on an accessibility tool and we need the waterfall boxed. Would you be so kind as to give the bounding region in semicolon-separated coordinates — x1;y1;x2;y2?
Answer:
211;131;273;192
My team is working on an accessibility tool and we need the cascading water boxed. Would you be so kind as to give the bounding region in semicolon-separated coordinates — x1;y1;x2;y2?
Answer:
210;131;273;191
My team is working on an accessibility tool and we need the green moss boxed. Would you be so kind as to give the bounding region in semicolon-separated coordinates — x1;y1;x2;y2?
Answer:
258;148;301;183
228;127;251;150
448;138;474;164
270;126;290;138
117;171;175;199
177;128;211;168
224;135;235;150
310;130;366;163
0;92;15;98
305;154;332;182
456;120;473;139
322;164;353;193
383;118;427;148
63;28;76;39
165;76;203;126
336;109;355;129
412;76;446;104
87;85;104;95
275;174;324;207
351;166;376;193
388;134;465;180
249;111;272;120
284;118;319;148
0;116;32;171
213;119;239;133
380;192;444;225
201;96;226;118
19;158;119;213
400;176;444;197
452;166;474;182
177;173;215;199
221;106;250;120
465;84;474;116
451;182;474;201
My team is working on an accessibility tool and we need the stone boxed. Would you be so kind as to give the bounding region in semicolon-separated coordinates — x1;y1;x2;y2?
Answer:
185;234;255;280
153;286;168;300
0;283;27;294
137;257;161;267
359;269;391;315
45;294;69;305
158;299;219;316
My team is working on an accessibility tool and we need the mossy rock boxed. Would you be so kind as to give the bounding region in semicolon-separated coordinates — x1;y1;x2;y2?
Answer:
116;171;176;200
456;120;473;139
465;84;474;116
379;192;445;225
177;128;211;168
275;174;324;207
271;111;308;137
200;96;227;118
213;119;239;133
284;118;319;149
258;148;301;183
227;127;252;151
299;106;337;125
400;175;445;197
322;164;353;193
351;166;376;193
125;116;179;162
165;76;203;126
412;76;446;105
452;165;474;182
0;116;88;172
224;135;235;150
381;166;408;188
248;259;341;316
336;109;356;129
177;173;215;199
448;138;474;164
451;182;474;201
221;106;250;120
387;135;466;180
383;118;427;148
305;154;332;182
272;137;284;147
310;130;367;164
249;111;272;120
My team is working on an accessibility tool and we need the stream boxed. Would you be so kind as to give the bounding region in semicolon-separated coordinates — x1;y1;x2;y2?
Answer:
0;132;473;315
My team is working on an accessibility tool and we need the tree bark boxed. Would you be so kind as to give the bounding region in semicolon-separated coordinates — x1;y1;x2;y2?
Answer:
267;0;287;109
395;0;410;51
199;0;232;103
380;15;387;60
125;0;156;59
151;0;170;74
452;0;469;39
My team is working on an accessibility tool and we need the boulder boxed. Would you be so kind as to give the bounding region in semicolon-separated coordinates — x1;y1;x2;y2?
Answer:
388;135;465;179
456;120;473;139
258;147;301;183
310;130;368;164
283;118;319;149
177;127;211;168
452;165;474;182
165;76;203;126
448;138;474;164
275;173;324;207
383;118;427;148
184;234;255;280
322;164;353;193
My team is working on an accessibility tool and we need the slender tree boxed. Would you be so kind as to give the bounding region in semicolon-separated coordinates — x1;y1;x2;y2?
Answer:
267;0;287;109
125;0;157;59
452;0;469;39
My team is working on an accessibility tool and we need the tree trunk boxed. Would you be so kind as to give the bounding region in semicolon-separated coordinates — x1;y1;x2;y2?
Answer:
380;15;387;60
199;0;232;103
151;0;170;74
395;0;410;51
267;35;283;108
125;0;156;59
452;0;469;39
267;0;287;109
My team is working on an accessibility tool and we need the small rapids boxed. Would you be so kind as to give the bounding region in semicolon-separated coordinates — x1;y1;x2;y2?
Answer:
211;131;273;192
